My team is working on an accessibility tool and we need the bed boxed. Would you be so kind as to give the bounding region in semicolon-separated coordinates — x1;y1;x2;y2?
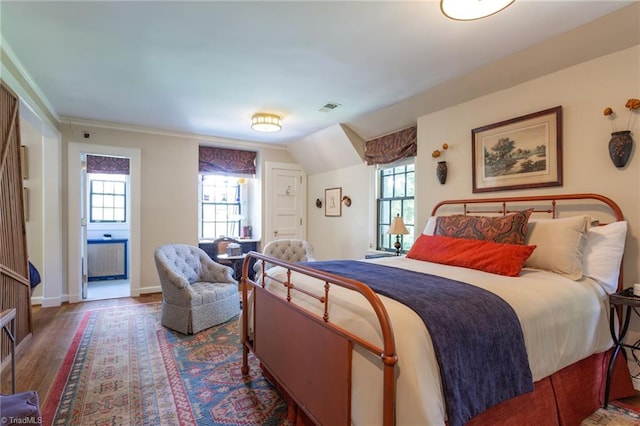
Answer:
240;193;635;425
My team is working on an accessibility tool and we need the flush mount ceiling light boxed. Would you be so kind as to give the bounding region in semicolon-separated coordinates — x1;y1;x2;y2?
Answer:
251;113;282;132
440;0;514;21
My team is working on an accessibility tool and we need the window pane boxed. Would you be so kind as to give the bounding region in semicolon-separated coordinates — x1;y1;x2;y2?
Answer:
403;200;415;225
114;182;125;195
92;194;103;207
376;162;415;252
202;204;215;221
381;175;394;198
89;178;127;223
202;223;216;239
199;174;243;239
114;209;125;222
390;200;402;218
379;201;390;225
394;173;406;197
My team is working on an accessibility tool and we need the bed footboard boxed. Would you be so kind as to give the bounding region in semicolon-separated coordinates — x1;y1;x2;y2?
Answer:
240;253;398;425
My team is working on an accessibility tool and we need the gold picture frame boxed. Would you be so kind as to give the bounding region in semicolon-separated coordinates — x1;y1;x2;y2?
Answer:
324;187;342;217
472;106;563;193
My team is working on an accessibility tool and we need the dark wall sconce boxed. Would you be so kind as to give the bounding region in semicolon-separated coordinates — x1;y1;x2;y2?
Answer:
315;198;323;208
342;196;352;207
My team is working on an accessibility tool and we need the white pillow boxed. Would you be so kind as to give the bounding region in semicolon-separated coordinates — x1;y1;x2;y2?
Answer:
524;216;590;280
422;216;437;235
582;221;627;294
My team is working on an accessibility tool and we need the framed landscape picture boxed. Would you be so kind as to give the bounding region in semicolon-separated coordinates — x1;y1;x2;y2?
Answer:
472;106;563;193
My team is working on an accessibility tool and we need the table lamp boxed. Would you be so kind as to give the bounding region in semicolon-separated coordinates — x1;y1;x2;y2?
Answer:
387;214;409;256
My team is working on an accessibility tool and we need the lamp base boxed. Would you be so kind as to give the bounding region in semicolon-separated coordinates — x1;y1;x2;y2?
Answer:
394;236;402;256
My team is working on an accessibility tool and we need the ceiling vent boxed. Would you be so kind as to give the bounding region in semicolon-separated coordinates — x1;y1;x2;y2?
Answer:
319;102;341;112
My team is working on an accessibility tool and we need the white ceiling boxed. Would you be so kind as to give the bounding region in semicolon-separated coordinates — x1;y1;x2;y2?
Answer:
1;1;637;145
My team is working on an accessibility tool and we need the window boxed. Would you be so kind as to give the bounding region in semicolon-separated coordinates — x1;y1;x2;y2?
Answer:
89;176;127;223
376;162;415;253
200;175;243;239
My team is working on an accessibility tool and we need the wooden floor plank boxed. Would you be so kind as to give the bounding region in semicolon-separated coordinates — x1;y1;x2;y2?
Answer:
0;294;163;402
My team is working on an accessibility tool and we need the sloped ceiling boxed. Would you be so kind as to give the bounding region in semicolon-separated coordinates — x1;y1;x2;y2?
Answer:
288;2;640;174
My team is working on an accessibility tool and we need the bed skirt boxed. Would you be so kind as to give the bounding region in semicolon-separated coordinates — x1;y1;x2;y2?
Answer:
262;348;635;425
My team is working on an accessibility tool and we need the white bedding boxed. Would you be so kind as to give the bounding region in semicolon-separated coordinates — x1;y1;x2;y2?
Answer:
249;256;613;425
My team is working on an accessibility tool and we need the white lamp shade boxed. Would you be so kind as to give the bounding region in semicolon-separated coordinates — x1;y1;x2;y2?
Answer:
441;0;514;21
387;215;409;235
251;113;282;132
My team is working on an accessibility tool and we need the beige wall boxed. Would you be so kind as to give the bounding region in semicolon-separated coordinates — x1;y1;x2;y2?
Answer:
307;45;640;286
307;163;373;260
416;45;640;283
20;115;44;298
60;123;295;296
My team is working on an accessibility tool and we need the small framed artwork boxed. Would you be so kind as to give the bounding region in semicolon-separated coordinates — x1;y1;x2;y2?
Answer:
23;187;29;221
472;106;563;193
325;187;342;217
21;145;28;180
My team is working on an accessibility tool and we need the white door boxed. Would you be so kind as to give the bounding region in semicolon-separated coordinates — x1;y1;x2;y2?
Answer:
265;162;305;243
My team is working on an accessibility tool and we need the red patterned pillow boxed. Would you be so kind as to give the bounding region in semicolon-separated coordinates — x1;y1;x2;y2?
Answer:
407;234;536;277
434;209;533;245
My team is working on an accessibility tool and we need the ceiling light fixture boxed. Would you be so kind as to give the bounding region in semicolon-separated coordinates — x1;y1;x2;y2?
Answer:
251;113;282;132
440;0;514;21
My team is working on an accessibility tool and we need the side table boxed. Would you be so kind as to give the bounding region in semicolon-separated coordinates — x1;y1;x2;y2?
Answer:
604;287;640;407
217;253;247;281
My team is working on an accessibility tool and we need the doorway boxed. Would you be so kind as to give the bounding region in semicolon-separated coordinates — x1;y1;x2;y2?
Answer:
68;142;141;303
84;154;130;300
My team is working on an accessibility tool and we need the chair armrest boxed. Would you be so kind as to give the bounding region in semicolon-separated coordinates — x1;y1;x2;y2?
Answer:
201;257;237;283
159;267;191;290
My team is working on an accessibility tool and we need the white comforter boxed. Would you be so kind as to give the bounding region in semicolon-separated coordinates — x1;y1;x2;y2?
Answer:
249;256;613;425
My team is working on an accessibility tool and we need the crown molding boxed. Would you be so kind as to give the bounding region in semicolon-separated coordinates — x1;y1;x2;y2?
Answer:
58;116;288;151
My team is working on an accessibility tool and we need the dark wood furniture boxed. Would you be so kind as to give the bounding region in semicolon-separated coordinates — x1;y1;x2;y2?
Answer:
605;287;640;407
199;239;258;280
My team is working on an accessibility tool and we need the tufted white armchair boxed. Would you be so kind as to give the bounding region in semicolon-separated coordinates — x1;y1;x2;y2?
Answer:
154;244;240;334
254;239;316;274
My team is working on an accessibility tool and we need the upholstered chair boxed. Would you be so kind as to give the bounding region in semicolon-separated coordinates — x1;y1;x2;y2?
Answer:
154;244;240;334
254;239;316;274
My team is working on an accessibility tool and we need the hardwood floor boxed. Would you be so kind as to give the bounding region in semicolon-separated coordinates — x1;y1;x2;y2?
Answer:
0;293;162;402
3;292;640;417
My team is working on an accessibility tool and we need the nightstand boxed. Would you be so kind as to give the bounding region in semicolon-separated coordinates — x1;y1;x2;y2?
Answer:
364;252;396;259
604;287;640;407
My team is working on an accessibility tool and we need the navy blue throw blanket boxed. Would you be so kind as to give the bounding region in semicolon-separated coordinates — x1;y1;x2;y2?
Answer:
300;260;533;426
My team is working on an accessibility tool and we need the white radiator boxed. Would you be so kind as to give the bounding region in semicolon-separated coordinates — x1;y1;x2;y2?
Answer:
87;239;128;280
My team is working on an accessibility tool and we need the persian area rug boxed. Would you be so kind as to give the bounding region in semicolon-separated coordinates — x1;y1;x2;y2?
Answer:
41;302;289;425
582;403;640;425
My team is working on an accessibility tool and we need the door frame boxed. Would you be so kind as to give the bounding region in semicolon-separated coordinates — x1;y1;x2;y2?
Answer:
67;142;141;302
